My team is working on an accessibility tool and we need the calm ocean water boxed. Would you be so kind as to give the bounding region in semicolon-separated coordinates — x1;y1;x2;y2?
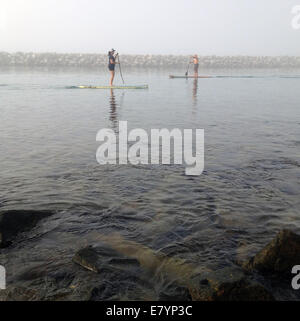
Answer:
0;68;300;299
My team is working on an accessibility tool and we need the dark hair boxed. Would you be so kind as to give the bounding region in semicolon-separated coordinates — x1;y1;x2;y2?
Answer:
108;49;115;56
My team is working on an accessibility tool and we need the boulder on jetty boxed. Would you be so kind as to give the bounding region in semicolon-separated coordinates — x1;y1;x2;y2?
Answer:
189;266;274;301
243;230;300;275
0;210;53;248
1;52;300;69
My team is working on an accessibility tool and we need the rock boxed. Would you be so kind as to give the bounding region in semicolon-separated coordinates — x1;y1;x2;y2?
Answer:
1;52;300;68
73;243;140;274
73;246;100;273
235;241;259;266
0;210;54;248
0;287;39;301
189;266;274;301
73;243;274;301
159;282;192;301
1;261;101;301
73;244;159;300
243;230;300;275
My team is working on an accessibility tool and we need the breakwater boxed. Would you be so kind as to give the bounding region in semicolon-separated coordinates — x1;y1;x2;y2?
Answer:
1;52;300;68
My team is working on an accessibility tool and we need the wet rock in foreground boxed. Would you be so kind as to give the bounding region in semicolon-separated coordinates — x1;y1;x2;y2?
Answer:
73;246;100;273
158;282;192;301
0;262;99;301
0;287;40;301
189;266;274;301
73;244;155;300
73;244;141;273
74;244;274;301
0;210;54;248
243;230;300;275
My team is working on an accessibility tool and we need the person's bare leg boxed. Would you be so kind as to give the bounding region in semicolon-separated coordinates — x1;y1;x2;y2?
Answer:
110;71;115;86
194;66;198;78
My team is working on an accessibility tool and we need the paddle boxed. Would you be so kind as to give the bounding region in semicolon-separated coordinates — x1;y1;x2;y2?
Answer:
185;59;191;77
116;53;125;84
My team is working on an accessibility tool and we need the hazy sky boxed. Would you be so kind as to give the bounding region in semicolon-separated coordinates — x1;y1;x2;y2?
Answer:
1;0;299;55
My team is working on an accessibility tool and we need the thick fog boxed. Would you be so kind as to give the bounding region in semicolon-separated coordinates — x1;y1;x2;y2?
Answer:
1;0;300;55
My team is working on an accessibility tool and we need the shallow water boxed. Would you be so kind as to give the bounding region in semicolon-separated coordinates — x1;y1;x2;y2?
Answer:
0;68;300;300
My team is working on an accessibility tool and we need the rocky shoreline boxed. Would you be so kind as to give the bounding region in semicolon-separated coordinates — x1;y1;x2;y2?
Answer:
1;52;300;69
0;210;300;301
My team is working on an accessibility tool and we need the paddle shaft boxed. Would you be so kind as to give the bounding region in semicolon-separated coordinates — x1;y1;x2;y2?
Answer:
185;62;191;77
117;54;125;84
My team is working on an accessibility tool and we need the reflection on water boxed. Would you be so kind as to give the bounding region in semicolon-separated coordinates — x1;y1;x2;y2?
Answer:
109;89;118;130
192;79;198;120
109;90;125;130
192;78;198;106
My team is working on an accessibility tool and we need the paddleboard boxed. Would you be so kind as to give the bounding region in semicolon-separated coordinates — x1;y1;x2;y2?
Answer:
169;75;212;79
70;85;148;89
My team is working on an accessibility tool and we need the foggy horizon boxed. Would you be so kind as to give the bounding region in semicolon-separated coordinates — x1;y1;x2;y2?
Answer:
1;52;300;57
1;0;300;56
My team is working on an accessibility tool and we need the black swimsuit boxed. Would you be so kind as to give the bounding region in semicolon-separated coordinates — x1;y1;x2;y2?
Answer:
108;55;115;71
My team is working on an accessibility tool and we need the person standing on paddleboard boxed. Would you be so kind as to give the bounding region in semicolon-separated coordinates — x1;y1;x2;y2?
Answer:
108;49;119;86
191;54;199;78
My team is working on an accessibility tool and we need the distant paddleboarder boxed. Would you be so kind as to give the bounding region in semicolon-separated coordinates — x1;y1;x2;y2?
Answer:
108;49;119;86
191;54;199;78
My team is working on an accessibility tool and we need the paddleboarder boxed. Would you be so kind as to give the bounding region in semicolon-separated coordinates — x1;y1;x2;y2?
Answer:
191;54;199;78
108;49;119;86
